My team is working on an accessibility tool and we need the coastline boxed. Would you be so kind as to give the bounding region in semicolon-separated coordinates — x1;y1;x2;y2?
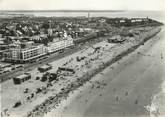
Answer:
0;11;164;23
0;26;162;117
24;27;161;117
145;80;165;117
45;26;165;117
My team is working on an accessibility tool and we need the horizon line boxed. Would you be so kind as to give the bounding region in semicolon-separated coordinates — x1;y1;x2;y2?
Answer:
0;10;126;12
0;9;164;12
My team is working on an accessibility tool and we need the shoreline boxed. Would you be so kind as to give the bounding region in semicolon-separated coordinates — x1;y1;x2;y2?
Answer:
145;80;165;117
45;26;165;117
24;27;161;117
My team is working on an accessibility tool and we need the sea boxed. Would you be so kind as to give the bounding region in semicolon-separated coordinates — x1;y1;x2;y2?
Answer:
145;81;165;117
0;10;165;23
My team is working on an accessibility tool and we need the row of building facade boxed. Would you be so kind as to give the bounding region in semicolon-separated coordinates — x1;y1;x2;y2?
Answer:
3;37;74;63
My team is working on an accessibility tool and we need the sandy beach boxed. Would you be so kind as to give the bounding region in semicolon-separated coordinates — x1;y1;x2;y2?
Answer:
44;27;165;117
0;26;163;117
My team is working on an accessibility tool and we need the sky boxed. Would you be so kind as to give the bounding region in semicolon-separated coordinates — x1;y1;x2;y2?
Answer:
0;0;165;11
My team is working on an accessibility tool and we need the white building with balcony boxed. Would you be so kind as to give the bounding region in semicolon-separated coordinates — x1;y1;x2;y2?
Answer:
46;37;74;53
3;43;46;63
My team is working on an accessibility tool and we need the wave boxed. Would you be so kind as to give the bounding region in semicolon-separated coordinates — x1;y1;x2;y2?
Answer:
144;81;165;117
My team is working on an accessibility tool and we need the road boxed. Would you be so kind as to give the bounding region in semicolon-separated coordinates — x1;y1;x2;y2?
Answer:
0;36;105;82
0;46;78;82
46;27;165;117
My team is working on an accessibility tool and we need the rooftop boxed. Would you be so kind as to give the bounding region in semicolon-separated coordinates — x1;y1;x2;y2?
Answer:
16;73;30;79
39;65;51;69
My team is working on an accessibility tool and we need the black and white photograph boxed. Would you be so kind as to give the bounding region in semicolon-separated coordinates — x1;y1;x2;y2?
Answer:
0;0;165;117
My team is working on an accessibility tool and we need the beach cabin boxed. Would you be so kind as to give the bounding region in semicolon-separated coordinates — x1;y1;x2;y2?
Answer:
107;35;125;43
38;64;52;72
57;67;75;74
13;73;31;84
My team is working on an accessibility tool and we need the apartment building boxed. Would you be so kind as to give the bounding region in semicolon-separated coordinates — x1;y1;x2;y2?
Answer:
46;37;74;53
21;44;46;61
3;43;46;63
3;36;74;63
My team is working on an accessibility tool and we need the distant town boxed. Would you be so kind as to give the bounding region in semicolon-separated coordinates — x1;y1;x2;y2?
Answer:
0;15;163;78
0;16;162;63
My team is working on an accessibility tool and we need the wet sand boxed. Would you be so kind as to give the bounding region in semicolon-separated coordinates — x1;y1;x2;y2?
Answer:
45;27;165;117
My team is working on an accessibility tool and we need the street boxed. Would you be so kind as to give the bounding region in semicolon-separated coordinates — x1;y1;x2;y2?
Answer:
46;27;165;117
0;36;105;82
